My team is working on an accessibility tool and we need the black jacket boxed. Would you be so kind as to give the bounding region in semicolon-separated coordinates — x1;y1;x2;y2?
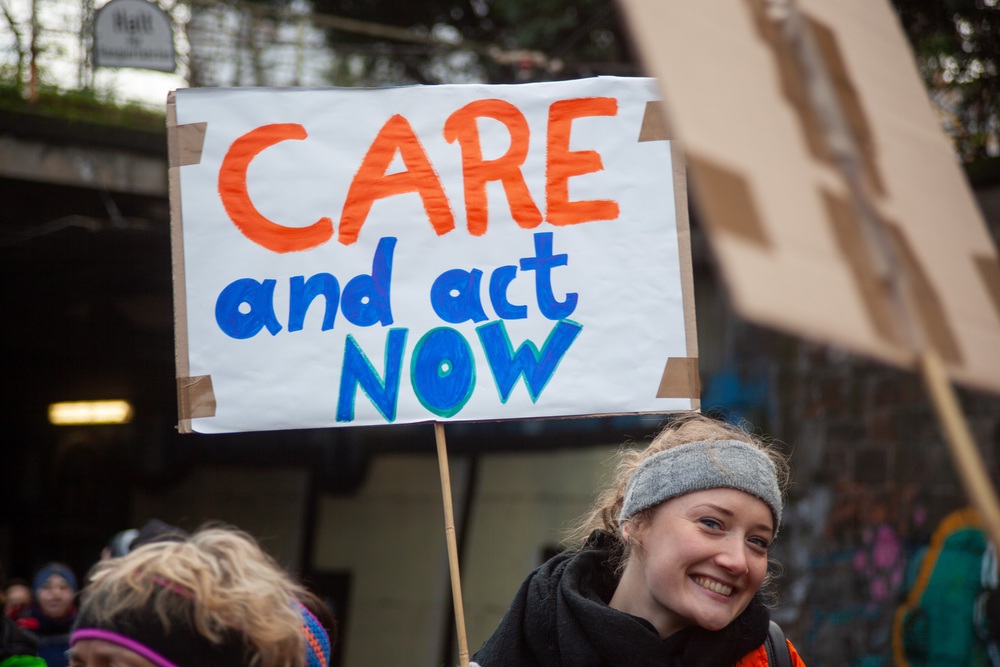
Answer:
0;614;39;661
473;531;770;667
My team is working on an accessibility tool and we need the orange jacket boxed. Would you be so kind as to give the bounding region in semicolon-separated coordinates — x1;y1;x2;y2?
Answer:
735;639;807;667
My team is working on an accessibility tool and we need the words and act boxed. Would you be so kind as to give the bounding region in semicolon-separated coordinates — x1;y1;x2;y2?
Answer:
213;231;584;423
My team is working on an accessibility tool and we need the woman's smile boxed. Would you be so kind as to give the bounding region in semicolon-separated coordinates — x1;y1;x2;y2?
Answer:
692;575;734;597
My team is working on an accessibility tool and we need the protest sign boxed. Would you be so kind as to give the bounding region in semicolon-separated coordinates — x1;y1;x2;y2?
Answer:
168;77;696;433
616;0;1000;395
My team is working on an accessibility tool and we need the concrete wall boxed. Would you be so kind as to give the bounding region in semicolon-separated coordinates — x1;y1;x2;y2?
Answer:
462;446;619;651
311;454;450;666
305;446;621;667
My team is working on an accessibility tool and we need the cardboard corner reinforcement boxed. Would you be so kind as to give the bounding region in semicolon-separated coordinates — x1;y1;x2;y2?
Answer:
171;122;208;168
177;375;217;422
657;357;701;399
638;101;671;142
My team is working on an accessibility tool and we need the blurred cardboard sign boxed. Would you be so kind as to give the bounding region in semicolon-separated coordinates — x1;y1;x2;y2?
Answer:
94;0;175;72
167;78;697;433
616;0;1000;394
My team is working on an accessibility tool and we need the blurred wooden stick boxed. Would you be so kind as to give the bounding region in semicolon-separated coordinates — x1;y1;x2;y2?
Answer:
435;422;470;667
919;349;1000;549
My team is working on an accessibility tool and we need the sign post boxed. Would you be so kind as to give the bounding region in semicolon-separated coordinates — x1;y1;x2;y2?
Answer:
435;423;471;666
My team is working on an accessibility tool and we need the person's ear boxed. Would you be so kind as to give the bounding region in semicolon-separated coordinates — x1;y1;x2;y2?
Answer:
623;520;644;547
622;522;649;566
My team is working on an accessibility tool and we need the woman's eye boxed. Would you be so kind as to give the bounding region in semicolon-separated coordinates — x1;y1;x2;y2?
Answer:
699;518;723;530
748;537;770;551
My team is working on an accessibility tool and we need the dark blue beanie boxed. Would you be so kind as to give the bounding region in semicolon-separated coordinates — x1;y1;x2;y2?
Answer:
33;563;77;593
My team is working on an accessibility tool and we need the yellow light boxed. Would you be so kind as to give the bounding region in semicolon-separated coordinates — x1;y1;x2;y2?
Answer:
48;400;134;425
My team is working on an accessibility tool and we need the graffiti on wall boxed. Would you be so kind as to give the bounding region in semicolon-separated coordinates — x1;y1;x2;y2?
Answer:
892;508;998;667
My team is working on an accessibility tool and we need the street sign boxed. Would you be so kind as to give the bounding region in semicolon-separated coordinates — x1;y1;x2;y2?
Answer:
94;0;175;73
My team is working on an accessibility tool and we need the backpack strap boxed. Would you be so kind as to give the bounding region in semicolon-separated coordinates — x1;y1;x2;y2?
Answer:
763;620;793;667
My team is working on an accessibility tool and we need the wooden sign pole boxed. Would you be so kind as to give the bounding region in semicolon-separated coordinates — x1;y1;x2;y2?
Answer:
775;0;1000;549
919;349;1000;548
435;422;471;667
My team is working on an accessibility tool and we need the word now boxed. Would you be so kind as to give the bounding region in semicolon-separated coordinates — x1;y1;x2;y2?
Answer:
336;320;583;421
218;96;620;253
214;232;576;338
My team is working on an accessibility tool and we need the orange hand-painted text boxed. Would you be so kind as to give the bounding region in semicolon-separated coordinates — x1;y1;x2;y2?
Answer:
217;97;620;253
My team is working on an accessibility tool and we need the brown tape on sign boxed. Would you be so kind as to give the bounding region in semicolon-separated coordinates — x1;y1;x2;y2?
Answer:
975;254;1000;325
883;223;964;364
744;0;885;197
177;375;217;422
671;144;699;363
822;189;902;347
657;357;701;399
687;152;771;248
823;189;963;364
638;101;671;142
172;122;208;168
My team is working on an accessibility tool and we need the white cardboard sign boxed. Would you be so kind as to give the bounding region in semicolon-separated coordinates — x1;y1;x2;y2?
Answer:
168;77;696;433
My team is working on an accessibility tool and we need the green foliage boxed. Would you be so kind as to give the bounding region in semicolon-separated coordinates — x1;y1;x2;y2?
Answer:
306;0;633;85
0;81;165;133
892;0;1000;161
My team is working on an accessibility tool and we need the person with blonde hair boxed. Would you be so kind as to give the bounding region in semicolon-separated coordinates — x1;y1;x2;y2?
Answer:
67;526;330;667
472;414;806;666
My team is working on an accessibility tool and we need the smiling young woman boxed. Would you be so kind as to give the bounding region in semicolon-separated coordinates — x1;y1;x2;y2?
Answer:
472;414;807;667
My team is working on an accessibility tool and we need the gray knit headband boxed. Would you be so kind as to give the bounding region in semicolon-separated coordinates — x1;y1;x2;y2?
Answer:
619;439;783;529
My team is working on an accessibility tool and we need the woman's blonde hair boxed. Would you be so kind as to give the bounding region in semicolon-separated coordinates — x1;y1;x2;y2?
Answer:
568;413;790;550
79;526;307;667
